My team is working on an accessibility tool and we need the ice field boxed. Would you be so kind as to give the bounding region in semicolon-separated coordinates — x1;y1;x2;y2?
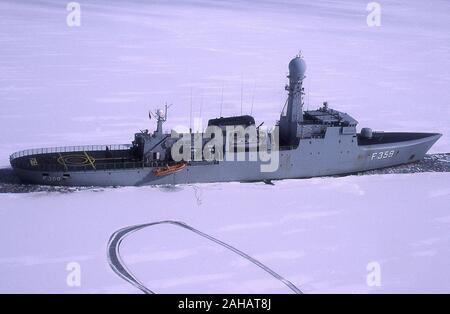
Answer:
0;0;449;293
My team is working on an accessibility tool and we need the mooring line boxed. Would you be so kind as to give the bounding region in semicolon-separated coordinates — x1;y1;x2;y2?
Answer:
107;220;302;294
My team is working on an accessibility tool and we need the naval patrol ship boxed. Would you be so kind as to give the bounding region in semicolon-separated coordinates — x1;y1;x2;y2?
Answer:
10;54;442;186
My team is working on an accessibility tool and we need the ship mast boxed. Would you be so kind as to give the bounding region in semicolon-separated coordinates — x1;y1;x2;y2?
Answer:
279;52;307;145
150;103;171;135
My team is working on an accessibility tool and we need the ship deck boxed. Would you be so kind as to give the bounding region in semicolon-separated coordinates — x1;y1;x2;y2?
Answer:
357;132;441;146
9;145;165;172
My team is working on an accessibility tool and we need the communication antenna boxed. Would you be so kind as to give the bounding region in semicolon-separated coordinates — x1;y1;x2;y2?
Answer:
164;102;172;121
250;81;256;115
240;78;244;116
307;76;310;111
220;83;224;117
199;91;203;131
189;88;193;133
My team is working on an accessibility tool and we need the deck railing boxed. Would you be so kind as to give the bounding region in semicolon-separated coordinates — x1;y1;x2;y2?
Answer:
10;144;132;161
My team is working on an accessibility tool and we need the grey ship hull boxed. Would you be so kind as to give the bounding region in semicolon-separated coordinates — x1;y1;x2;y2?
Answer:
11;132;441;187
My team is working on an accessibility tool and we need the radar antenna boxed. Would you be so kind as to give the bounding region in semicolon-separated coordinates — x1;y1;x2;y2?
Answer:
150;103;172;134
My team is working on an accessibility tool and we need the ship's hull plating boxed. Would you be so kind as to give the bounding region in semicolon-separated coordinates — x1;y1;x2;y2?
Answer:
11;132;442;187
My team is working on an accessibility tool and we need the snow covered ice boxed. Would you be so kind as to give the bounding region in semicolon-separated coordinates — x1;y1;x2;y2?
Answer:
1;174;450;293
0;0;449;293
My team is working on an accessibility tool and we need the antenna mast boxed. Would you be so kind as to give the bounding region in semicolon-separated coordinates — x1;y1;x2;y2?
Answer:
189;88;193;133
220;84;224;117
199;91;203;132
307;76;310;111
250;81;256;115
240;79;243;115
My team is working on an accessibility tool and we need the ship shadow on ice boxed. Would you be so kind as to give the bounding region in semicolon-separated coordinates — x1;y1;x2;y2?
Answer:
0;153;449;193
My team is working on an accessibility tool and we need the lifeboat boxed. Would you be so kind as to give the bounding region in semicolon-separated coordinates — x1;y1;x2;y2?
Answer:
153;162;187;177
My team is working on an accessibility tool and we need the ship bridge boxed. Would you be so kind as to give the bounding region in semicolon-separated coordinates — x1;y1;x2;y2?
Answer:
303;106;358;127
292;102;359;140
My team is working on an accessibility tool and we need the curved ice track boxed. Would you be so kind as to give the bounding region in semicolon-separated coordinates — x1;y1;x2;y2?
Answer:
107;220;302;294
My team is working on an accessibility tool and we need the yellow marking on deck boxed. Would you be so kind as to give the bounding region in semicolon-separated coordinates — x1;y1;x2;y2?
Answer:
83;151;96;170
58;153;68;171
29;157;38;166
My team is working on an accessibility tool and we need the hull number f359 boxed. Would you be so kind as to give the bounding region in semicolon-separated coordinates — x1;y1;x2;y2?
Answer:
371;150;396;160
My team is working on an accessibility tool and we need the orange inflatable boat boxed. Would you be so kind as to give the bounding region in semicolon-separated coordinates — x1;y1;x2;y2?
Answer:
153;162;187;177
